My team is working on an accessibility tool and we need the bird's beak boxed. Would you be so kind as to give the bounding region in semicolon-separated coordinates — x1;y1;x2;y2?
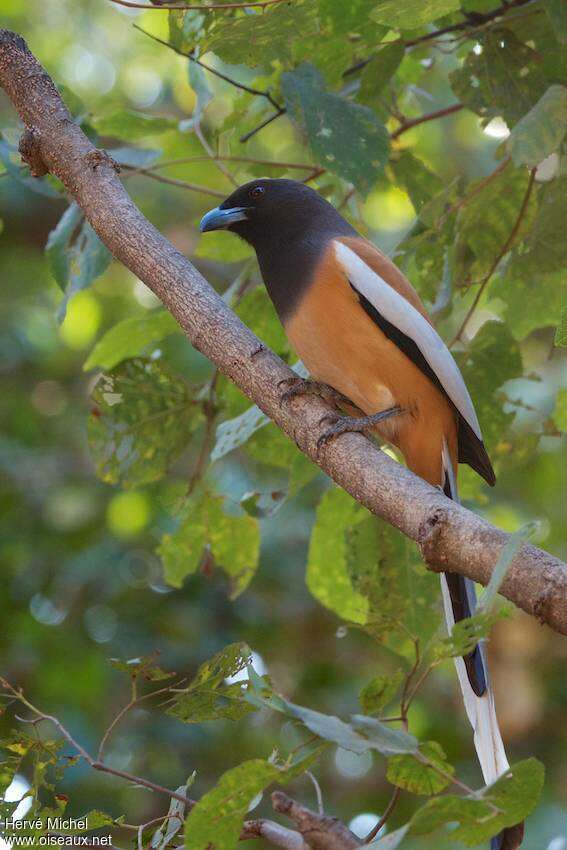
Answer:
199;206;249;232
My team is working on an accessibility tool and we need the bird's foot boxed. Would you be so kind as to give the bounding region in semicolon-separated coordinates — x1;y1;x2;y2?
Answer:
278;377;354;410
316;406;405;450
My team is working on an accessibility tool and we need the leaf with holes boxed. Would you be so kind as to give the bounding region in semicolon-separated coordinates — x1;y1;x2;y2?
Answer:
88;358;201;487
184;749;320;850
450;29;548;125
158;492;260;597
410;758;544;845
168;642;257;723
359;671;404;715
282;63;389;194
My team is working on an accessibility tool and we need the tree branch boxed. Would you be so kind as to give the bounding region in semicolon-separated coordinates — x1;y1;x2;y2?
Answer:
1;29;566;635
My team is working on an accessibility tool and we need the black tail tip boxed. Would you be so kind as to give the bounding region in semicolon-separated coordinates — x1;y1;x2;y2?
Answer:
491;823;525;850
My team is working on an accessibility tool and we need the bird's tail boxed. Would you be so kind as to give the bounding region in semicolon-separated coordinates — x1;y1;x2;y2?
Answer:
440;440;523;850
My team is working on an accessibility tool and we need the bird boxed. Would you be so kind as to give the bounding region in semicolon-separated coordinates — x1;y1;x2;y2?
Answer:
200;178;523;850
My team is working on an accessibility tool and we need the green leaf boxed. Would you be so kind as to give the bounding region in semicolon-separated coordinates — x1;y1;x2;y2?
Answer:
307;487;369;624
504;177;567;279
359;671;404;715
555;306;567;346
109;654;174;681
169;9;205;54
92;110;178;141
289;451;319;496
411;759;544;845
46;204;113;317
454;167;536;281
350;714;419;756
433;609;504;660
46;203;84;290
390;151;443;214
84;311;181;371
450;30;548;125
552;387;567;432
456;320;523;451
211;404;269;464
184;750;318;850
371;0;459;28
158;492;260;597
168;643;257;723
346;517;440;652
281;62;390;194
0;135;60;198
110;146;163;168
387;741;454;795
317;0;387;45
543;0;567;44
248;686;417;755
358;42;405;106
0;735;34;795
88;358;200;487
204;4;318;69
478;522;539;611
510;85;567;167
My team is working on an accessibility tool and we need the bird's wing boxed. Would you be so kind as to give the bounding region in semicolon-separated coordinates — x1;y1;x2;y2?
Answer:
333;238;482;441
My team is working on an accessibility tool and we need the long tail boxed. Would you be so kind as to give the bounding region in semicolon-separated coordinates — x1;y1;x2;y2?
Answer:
440;440;523;850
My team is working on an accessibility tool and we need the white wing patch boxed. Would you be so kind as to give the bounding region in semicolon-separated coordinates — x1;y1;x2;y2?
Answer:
333;240;482;440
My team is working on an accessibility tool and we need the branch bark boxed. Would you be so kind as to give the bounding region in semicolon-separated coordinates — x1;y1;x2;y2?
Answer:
1;29;566;635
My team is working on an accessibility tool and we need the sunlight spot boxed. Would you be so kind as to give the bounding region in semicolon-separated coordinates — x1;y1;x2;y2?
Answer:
1;776;33;848
473;43;483;55
348;813;383;839
225;651;267;685
536;153;560;182
483;116;510;139
335;748;373;779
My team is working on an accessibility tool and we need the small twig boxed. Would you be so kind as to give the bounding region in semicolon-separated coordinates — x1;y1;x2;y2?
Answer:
435;155;511;228
239;108;286;144
188;372;219;495
362;787;401;844
135;25;282;111
342;0;533;78
450;167;537;345
195;122;239;188
138;155;317;172
110;0;286;10
391;102;463;140
122;164;226;197
305;771;324;815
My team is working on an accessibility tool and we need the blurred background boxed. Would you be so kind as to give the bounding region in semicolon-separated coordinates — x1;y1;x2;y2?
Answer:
0;0;566;848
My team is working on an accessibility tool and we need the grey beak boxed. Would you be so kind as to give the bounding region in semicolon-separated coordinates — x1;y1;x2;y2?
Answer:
199;206;249;232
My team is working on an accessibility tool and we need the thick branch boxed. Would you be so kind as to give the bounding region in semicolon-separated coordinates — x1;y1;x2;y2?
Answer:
1;29;566;634
271;792;361;850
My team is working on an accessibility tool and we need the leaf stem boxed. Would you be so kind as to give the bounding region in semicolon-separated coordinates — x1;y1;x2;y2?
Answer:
450;167;537;346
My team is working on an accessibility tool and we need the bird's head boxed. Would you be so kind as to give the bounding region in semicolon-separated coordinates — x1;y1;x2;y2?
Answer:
199;178;348;250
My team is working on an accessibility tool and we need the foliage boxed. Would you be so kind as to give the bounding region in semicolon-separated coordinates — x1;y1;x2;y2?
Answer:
1;0;565;847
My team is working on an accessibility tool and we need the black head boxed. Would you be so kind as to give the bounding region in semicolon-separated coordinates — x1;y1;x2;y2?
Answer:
200;178;354;251
200;178;357;320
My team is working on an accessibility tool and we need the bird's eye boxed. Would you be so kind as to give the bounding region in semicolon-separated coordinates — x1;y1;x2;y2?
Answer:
249;185;265;200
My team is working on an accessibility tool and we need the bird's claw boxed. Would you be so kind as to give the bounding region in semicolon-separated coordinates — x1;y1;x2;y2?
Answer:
316;406;404;451
279;378;351;409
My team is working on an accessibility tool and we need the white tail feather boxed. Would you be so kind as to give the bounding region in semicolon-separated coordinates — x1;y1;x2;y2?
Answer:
441;440;509;785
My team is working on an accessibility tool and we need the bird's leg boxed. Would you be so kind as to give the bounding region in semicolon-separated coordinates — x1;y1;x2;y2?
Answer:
278;377;357;411
316;406;405;450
